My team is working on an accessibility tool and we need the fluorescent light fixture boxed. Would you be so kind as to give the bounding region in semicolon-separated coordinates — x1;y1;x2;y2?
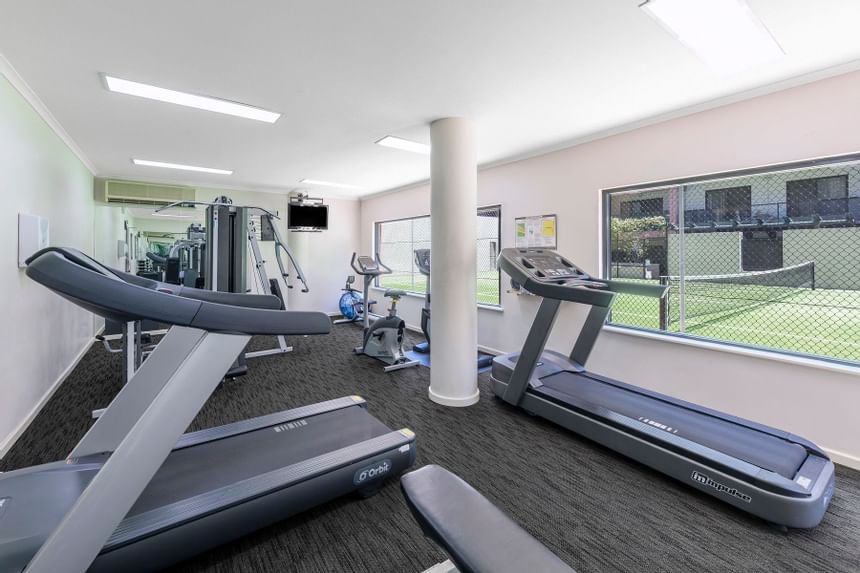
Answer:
152;212;192;218
103;75;281;123
133;159;233;175
375;135;431;155
300;178;363;190
640;0;784;74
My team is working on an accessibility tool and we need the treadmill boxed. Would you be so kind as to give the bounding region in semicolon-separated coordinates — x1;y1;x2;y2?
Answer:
491;247;834;529
0;247;417;573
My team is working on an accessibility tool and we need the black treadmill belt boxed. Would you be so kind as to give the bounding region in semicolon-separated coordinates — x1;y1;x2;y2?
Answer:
130;406;390;514
535;372;807;479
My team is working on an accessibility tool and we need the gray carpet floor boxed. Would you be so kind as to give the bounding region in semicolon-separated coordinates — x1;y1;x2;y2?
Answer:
2;324;859;573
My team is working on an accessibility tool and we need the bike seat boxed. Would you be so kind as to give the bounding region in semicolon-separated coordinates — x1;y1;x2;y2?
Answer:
385;289;406;298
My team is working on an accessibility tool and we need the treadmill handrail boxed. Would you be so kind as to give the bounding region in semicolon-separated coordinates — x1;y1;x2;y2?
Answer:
109;266;283;310
26;248;330;336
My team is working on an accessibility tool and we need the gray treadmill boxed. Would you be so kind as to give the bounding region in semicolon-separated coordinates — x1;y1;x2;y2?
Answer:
0;247;417;573
491;248;834;529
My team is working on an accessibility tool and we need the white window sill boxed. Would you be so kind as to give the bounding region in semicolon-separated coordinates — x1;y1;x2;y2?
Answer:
603;324;860;376
370;286;503;312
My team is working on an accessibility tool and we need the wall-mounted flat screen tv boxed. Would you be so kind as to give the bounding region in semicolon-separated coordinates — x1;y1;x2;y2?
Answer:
288;203;328;230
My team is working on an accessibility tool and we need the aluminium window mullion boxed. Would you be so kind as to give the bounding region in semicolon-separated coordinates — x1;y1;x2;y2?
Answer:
678;186;686;333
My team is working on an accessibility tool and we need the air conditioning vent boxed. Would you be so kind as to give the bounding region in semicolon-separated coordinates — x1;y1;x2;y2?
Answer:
95;179;196;206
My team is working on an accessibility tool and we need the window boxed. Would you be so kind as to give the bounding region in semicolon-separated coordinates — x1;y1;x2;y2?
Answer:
705;186;751;221
741;230;783;271
787;175;848;218
620;198;664;219
604;157;860;364
374;205;502;306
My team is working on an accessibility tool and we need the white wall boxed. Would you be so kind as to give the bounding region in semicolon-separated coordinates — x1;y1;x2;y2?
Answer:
195;189;360;314
361;69;860;468
92;205;133;330
93;205;129;269
283;198;361;313
134;217;193;236
0;71;95;453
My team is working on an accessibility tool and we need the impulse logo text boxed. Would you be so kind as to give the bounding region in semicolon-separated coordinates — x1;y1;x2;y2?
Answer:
691;471;752;503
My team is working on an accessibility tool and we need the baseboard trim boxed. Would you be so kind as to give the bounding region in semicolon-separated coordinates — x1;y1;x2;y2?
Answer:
478;344;504;356
0;336;95;459
823;448;860;471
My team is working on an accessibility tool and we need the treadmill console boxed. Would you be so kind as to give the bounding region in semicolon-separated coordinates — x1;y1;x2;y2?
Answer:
518;252;606;288
520;253;584;280
499;247;664;304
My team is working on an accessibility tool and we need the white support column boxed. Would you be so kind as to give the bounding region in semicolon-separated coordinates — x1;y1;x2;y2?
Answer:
429;117;479;407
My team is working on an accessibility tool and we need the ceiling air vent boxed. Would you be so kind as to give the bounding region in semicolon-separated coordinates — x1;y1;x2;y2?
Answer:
94;179;196;206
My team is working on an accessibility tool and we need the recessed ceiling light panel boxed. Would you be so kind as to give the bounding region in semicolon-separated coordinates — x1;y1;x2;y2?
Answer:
104;75;281;123
300;178;363;190
641;0;784;74
376;135;431;155
133;159;233;175
152;212;193;218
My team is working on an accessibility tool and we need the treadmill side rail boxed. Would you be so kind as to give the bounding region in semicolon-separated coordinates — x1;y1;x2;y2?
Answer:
173;395;368;450
104;430;416;551
492;377;835;529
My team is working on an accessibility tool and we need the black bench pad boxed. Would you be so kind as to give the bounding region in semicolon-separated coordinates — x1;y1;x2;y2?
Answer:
400;465;574;573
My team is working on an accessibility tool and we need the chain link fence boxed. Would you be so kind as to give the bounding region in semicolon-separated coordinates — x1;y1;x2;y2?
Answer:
606;159;860;363
375;205;501;305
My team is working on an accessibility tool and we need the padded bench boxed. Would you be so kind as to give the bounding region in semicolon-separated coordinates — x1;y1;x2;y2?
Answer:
400;465;574;573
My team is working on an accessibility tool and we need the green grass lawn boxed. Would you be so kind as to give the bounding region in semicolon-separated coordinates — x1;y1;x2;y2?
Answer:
611;281;860;362
379;275;500;306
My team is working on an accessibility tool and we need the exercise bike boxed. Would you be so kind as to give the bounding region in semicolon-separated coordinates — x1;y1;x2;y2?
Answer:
351;253;419;372
333;275;376;324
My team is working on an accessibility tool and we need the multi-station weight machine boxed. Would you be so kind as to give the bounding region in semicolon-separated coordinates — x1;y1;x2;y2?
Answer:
94;196;311;415
91;197;304;378
159;196;311;374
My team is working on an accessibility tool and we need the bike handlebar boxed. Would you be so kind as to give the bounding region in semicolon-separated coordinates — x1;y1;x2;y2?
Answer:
350;252;392;276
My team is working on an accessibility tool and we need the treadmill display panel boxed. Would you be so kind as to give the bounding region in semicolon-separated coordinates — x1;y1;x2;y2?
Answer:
520;253;584;280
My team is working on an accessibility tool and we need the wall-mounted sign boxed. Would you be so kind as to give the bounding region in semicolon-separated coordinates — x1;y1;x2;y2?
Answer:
515;214;556;249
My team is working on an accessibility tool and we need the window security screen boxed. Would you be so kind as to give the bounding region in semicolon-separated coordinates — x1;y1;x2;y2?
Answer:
604;158;860;364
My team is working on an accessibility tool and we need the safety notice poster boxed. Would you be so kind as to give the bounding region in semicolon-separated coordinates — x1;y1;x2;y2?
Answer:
515;214;557;249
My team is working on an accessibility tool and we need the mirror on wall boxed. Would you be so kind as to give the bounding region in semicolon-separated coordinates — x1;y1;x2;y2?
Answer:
94;202;205;286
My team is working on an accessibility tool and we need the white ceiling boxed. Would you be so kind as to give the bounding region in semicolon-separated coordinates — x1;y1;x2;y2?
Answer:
1;0;860;198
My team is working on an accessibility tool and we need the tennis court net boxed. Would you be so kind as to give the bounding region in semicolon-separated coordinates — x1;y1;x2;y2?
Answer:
661;261;815;326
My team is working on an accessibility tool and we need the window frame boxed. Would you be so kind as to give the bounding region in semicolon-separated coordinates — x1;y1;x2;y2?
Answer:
704;185;752;221
786;174;849;218
372;204;503;307
601;152;860;368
